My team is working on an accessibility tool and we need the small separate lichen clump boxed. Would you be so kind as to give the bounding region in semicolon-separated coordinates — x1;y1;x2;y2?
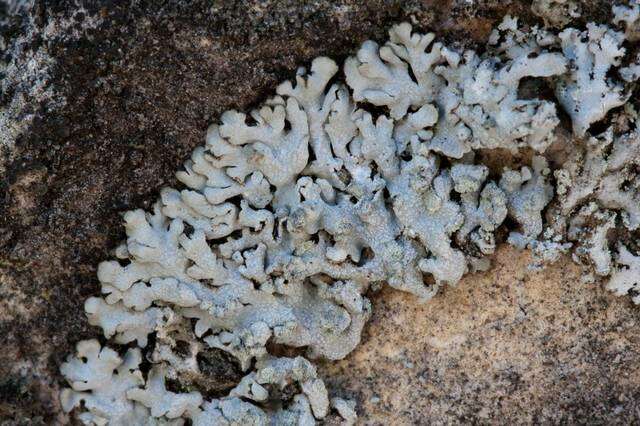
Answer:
61;5;640;424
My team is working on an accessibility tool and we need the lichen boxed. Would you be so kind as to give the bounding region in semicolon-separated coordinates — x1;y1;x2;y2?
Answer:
606;244;640;303
614;0;640;41
552;128;640;276
61;7;640;424
554;23;636;136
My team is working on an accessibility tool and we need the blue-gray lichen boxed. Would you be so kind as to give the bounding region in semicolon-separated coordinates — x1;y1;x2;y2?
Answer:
61;7;640;424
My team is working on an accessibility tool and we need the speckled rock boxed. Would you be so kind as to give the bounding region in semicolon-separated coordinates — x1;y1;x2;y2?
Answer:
320;245;640;424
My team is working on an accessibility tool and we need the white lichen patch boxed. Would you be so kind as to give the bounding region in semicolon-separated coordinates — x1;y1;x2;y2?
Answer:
614;0;640;41
61;7;640;424
552;128;640;273
554;23;634;137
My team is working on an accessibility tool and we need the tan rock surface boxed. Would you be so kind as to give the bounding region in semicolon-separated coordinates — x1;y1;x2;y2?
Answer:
321;245;640;423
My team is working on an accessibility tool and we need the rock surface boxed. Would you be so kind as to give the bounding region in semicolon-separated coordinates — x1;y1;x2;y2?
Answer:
321;245;640;424
0;0;634;424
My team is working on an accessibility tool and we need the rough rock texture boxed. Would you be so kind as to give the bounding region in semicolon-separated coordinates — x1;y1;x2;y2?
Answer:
0;0;635;424
321;245;640;424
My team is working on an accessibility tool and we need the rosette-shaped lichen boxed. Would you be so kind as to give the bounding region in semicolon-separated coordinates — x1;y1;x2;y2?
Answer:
61;8;640;423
